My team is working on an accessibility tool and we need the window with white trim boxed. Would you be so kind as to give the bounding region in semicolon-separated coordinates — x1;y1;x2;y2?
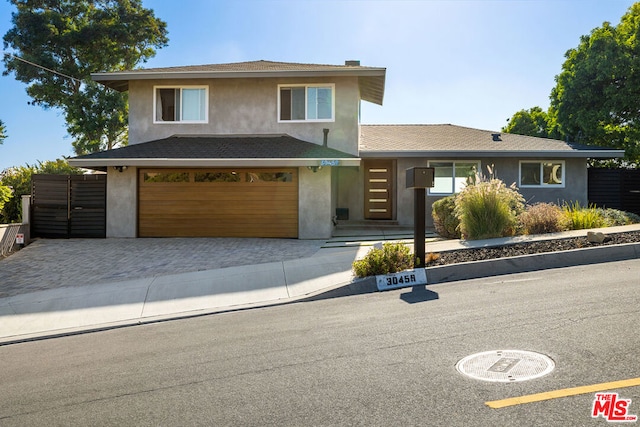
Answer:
154;86;208;123
278;84;334;122
519;161;565;187
428;161;479;195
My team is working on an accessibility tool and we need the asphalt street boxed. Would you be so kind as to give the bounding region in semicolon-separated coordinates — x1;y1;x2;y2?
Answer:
1;259;639;426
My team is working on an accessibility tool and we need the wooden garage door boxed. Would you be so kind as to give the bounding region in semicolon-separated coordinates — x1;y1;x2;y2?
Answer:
139;168;298;238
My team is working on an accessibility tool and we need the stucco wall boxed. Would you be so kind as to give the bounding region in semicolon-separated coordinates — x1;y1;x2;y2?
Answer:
299;166;332;239
127;76;361;155
338;157;591;228
422;157;589;227
106;167;137;237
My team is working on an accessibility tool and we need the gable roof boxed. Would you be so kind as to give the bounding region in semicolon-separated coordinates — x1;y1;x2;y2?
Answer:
68;135;360;169
93;60;386;105
359;124;624;159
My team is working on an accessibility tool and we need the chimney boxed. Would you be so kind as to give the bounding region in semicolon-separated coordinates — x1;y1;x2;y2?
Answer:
345;60;360;66
323;128;330;147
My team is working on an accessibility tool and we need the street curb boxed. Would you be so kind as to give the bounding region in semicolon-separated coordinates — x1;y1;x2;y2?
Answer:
335;242;640;295
426;241;640;284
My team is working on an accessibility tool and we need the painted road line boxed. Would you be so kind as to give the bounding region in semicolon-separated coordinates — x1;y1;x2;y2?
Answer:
486;377;640;409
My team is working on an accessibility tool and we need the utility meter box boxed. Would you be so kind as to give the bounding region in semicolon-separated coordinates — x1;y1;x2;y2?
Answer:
406;167;435;189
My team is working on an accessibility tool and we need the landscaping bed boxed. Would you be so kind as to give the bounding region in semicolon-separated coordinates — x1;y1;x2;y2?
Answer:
428;231;640;266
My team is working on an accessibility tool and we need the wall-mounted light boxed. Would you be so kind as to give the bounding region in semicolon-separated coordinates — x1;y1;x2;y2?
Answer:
113;166;127;172
307;166;322;173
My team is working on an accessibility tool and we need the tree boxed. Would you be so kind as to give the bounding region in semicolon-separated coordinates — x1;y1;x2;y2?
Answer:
0;184;11;215
550;4;640;166
0;119;6;144
0;159;81;223
502;106;562;140
2;0;168;154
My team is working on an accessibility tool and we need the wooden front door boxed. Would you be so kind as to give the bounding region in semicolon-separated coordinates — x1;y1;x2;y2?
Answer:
364;160;394;220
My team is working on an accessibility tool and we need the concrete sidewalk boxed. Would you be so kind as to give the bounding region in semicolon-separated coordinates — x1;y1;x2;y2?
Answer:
1;224;639;344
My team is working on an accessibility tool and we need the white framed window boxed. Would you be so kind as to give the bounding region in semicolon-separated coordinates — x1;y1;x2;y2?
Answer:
154;86;208;123
427;161;479;195
519;161;565;188
278;84;335;122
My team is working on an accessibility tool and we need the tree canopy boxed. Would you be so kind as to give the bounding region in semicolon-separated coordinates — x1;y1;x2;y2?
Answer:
504;3;640;166
2;0;168;154
502;106;561;140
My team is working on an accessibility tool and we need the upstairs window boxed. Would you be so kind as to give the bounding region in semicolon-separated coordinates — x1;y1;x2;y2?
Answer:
278;84;334;122
520;161;564;187
154;86;207;123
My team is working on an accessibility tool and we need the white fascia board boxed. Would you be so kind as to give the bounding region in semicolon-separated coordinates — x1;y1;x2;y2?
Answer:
68;158;361;168
358;150;625;159
92;69;386;82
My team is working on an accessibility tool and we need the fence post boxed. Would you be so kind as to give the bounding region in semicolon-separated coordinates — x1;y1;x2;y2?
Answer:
21;195;31;225
21;194;31;243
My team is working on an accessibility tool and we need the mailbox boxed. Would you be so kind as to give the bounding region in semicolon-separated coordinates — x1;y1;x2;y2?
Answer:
406;167;435;189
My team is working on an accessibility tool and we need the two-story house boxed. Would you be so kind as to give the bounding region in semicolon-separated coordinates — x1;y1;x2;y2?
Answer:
70;60;623;239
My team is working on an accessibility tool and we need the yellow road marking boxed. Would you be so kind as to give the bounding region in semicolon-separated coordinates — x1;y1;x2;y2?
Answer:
486;377;640;409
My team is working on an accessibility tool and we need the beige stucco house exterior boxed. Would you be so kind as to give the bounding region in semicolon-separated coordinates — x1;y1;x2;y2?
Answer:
69;60;623;239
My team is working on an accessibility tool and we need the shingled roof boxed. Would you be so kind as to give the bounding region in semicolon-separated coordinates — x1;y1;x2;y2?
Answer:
92;60;386;105
359;124;624;159
69;135;359;169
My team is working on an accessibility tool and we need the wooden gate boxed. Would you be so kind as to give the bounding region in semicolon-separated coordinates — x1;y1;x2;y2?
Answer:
364;159;394;220
588;168;640;215
31;174;106;238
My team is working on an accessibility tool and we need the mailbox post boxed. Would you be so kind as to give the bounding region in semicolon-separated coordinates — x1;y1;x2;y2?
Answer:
406;167;435;268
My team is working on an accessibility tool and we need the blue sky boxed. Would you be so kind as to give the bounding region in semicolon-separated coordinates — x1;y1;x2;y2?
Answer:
0;0;635;170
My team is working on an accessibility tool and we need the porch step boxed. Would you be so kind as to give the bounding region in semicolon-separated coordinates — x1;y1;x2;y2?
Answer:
335;220;400;229
331;220;438;243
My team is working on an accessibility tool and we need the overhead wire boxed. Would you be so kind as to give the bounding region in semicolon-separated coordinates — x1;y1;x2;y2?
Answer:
2;51;84;84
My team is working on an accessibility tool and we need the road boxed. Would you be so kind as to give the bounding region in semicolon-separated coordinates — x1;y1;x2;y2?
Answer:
1;259;639;426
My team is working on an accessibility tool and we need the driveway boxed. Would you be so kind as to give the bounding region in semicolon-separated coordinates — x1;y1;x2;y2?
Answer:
0;238;324;298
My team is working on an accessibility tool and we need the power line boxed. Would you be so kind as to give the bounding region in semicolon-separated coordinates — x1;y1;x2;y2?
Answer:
2;51;84;84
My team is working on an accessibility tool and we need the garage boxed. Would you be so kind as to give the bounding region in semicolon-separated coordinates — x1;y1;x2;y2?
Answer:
138;168;298;238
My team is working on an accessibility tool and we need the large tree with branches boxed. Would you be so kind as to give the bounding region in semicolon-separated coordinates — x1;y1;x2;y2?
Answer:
2;0;168;154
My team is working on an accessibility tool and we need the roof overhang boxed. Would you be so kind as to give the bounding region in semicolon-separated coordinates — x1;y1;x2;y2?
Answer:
93;69;386;105
359;149;626;159
69;157;361;168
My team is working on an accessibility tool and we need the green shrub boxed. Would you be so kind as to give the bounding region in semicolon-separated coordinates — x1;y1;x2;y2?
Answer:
352;242;413;278
563;201;607;230
432;195;461;239
519;203;569;235
597;208;640;226
454;179;525;240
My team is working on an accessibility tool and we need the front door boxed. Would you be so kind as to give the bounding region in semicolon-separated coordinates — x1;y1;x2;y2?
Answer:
364;159;394;220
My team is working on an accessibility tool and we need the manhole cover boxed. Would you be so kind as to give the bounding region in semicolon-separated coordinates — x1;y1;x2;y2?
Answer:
456;350;555;382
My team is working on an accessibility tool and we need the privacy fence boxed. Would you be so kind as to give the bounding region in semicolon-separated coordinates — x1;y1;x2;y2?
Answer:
588;168;640;215
31;174;106;238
